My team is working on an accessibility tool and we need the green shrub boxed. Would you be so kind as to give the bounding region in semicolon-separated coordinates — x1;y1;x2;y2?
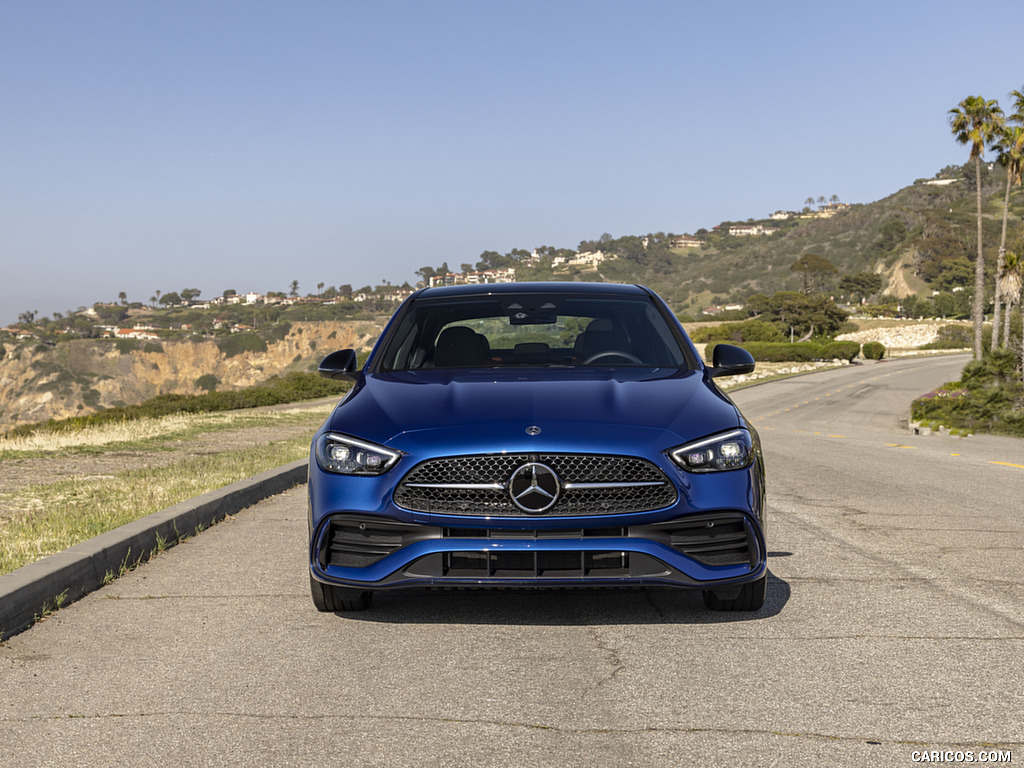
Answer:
861;341;886;360
921;324;984;350
266;323;291;342
689;319;785;344
819;340;861;362
143;342;164;354
911;350;1024;437
705;341;821;362
217;333;268;358
115;338;140;354
195;374;219;392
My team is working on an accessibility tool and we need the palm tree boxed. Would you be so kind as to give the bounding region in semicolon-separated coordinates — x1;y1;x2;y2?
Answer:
949;95;1005;359
998;250;1022;348
991;122;1024;349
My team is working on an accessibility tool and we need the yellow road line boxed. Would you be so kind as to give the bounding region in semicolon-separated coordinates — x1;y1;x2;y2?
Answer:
990;461;1024;469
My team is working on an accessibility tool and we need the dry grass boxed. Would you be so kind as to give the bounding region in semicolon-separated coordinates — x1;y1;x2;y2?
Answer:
0;400;335;575
0;405;331;457
0;437;310;575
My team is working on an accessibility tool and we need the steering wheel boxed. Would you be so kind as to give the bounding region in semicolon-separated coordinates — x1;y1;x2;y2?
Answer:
582;350;644;365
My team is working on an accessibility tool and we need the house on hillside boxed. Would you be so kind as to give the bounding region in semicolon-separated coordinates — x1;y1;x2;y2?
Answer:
727;224;778;237
115;328;160;341
552;251;612;269
428;268;516;288
701;303;745;316
671;235;703;249
816;202;850;218
570;251;608;267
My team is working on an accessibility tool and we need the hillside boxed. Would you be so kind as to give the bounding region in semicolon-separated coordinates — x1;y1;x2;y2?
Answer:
0;322;381;432
563;163;1020;315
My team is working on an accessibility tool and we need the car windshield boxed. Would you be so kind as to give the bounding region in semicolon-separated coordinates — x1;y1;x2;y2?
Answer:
376;292;690;371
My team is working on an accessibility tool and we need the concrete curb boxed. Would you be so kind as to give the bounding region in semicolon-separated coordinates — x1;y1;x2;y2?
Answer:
0;458;308;640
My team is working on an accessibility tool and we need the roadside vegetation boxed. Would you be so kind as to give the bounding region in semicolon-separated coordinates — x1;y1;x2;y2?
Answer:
913;325;1024;437
911;86;1024;436
2;371;349;440
0;404;333;459
0;402;334;575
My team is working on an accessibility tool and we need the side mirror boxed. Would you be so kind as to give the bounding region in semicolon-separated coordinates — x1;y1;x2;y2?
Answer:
318;349;358;381
707;344;755;378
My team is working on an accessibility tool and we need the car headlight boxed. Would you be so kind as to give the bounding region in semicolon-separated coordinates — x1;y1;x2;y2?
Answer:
669;429;755;473
315;433;401;475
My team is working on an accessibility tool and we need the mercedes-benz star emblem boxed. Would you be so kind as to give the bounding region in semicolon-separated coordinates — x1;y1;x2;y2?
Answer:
508;462;560;513
525;426;542;436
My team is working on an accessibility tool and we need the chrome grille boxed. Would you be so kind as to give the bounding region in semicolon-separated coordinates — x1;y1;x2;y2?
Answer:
393;453;677;516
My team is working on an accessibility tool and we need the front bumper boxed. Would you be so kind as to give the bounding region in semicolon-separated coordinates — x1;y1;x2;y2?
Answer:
309;511;766;591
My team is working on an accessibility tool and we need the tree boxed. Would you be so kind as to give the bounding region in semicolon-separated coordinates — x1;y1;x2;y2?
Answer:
876;218;908;252
317;282;325;296
475;251;510;270
838;272;883;303
180;288;201;302
746;291;848;339
159;292;181;306
289;280;299;297
790;253;837;293
118;291;127;305
998;250;1022;348
949;95;1005;358
991;87;1024;350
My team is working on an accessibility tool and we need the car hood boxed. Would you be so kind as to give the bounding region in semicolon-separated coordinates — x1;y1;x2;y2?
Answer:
328;368;743;458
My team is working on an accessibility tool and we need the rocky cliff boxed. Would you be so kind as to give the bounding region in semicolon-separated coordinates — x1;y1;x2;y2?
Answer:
0;321;381;432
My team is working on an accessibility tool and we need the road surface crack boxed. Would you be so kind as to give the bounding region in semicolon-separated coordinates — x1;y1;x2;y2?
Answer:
4;711;1021;748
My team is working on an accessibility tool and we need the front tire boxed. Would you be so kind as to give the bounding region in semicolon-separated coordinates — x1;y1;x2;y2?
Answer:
310;574;373;612
703;574;766;611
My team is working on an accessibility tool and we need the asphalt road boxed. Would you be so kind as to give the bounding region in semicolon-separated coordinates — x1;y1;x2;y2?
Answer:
2;354;1022;766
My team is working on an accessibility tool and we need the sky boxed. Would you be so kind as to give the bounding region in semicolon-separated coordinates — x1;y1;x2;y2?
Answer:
2;0;1022;325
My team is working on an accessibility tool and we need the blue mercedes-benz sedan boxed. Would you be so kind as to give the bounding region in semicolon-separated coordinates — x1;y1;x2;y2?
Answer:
308;282;766;612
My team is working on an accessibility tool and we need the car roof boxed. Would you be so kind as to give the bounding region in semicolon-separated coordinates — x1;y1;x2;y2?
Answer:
415;281;652;299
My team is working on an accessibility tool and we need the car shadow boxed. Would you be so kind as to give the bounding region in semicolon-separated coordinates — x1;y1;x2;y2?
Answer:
334;567;791;626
